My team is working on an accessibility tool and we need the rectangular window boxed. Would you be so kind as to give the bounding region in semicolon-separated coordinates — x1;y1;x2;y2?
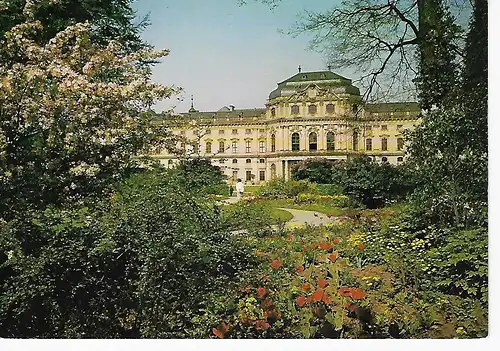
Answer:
245;129;252;134
259;129;265;133
381;125;388;131
180;130;185;135
259;141;265;153
365;125;372;131
366;138;372;151
381;138;388;151
219;130;225;135
259;158;265;163
206;142;212;153
232;129;238;135
259;170;265;181
205;129;211;135
245;141;251;153
397;125;403;130
246;170;252;181
219;141;225;153
232;141;237;153
232;170;238;180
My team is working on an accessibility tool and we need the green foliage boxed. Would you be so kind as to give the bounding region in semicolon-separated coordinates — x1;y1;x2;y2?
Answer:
255;177;317;198
0;170;255;337
0;0;149;57
173;158;228;195
315;183;344;196
294;194;351;208
292;156;416;209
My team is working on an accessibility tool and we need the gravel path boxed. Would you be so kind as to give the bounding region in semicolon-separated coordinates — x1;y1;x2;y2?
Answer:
277;208;332;228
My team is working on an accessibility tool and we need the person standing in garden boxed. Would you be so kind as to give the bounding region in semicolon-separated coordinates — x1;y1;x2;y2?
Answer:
236;179;244;199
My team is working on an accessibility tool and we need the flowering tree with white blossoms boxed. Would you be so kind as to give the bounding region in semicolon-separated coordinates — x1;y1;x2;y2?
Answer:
0;20;179;219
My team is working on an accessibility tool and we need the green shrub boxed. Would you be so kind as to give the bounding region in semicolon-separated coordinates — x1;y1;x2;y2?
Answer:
0;170;254;338
255;178;317;198
316;183;344;196
292;156;416;209
294;193;351;208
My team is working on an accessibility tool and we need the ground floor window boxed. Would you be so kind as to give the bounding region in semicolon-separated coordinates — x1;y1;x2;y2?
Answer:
259;170;265;181
232;170;238;180
246;170;252;181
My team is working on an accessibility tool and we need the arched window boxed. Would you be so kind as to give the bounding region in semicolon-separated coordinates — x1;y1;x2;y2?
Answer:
271;107;276;117
397;157;404;163
309;132;318;151
218;141;225;153
326;104;335;114
381;138;388;151
206;141;212;154
397;138;404;151
270;163;277;178
381;156;388;163
271;134;276;152
326;132;335;151
232;159;238;164
352;132;358;151
291;132;300;151
291;105;299;114
308;104;317;114
192;142;199;154
246;158;252;164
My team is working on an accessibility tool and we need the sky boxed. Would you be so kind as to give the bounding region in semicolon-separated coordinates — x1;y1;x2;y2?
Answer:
132;0;343;113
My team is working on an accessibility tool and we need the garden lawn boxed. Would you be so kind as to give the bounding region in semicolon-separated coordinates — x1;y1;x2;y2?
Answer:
260;198;356;217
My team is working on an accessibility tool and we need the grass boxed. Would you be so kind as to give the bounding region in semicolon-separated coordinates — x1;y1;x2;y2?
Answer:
243;185;261;195
268;207;294;223
259;198;357;217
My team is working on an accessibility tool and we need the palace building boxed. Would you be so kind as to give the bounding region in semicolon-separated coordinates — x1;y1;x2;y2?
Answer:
154;69;421;184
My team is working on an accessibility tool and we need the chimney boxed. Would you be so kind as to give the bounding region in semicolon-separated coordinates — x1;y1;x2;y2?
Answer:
230;104;235;111
298;65;302;73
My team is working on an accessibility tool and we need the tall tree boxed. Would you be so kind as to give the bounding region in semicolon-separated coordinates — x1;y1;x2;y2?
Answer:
0;0;149;59
243;0;470;102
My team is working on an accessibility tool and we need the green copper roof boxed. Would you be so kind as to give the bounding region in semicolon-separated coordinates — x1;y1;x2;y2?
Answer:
269;70;360;100
278;71;350;84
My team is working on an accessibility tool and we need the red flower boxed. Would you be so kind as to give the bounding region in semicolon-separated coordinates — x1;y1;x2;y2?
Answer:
212;321;231;338
333;238;341;244
301;282;312;291
318;279;329;288
328;253;338;263
212;328;223;339
256;287;267;299
296;265;305;273
322;293;333;305
337;287;367;300
311;243;319;249
255;319;270;330
319;242;333;251
338;287;352;297
357;243;365;250
350;287;367;300
312;288;324;302
306;295;313;304
302;246;309;253
270;259;281;270
296;296;306;307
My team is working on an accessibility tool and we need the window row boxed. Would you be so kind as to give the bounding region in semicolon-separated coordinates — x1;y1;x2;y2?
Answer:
204;140;267;154
201;135;404;153
271;104;337;117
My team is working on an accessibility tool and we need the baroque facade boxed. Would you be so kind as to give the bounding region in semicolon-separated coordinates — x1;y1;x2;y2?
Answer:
154;69;421;184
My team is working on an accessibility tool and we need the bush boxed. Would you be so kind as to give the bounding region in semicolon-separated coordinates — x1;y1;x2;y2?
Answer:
293;156;416;209
294;194;351;208
0;169;254;338
316;184;344;196
255;178;317;198
174;158;228;195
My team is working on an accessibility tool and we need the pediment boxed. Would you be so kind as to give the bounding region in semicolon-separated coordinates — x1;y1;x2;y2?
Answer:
285;84;342;103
